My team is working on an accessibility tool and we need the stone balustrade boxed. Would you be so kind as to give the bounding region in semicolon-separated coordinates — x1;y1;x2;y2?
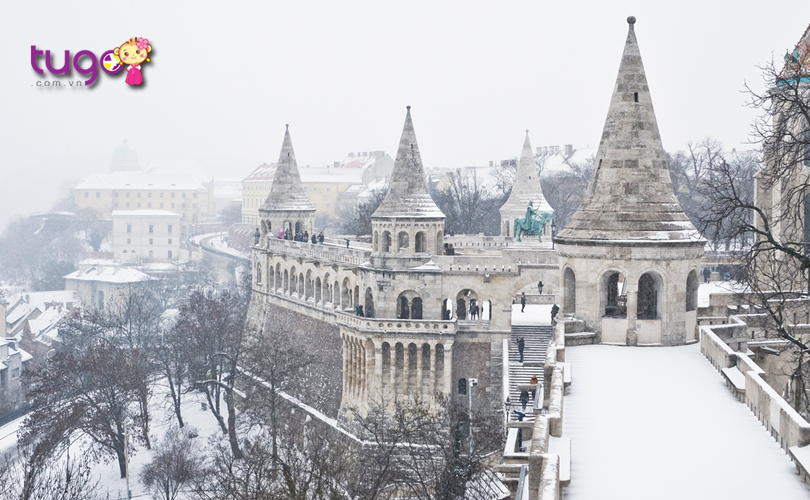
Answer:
700;322;810;461
335;311;457;336
259;237;371;266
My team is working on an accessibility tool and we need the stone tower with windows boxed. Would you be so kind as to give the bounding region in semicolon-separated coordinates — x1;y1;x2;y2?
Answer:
498;131;554;240
370;106;446;267
258;125;316;240
554;17;704;346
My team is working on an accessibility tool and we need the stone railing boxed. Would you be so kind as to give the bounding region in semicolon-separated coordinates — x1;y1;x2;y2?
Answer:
260;237;371;266
335;312;457;336
700;323;810;454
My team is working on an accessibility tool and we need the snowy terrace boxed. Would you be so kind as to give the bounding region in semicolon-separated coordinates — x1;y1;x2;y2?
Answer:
261;236;372;266
562;341;810;499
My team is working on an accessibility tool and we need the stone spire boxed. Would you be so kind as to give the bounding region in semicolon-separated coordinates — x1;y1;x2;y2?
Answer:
555;16;699;244
501;130;553;214
261;124;316;212
372;106;444;218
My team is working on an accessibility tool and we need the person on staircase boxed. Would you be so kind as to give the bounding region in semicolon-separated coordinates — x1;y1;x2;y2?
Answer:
520;389;529;410
516;336;525;363
521;292;526;313
551;303;560;324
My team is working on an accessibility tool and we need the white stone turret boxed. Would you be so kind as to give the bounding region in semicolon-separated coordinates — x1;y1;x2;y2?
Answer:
499;131;554;239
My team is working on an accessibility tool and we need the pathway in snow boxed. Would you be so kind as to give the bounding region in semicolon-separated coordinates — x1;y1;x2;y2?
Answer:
562;344;810;499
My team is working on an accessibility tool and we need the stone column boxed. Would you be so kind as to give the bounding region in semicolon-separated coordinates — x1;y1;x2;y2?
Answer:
403;344;410;397
342;336;348;399
416;343;423;400
625;286;638;346
374;341;383;401
443;342;454;397
428;341;436;401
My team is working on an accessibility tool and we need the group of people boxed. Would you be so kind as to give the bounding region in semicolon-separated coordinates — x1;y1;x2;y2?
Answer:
468;300;480;320
277;229;325;244
442;243;456;255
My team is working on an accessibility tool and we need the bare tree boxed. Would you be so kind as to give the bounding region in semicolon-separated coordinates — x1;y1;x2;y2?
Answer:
540;155;593;231
338;183;389;236
697;59;810;416
141;427;205;500
1;441;102;500
430;168;506;236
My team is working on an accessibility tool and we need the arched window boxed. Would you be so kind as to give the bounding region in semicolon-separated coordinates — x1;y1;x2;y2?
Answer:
395;343;405;386
415;232;426;253
638;273;659;319
373;231;379;252
398;231;409;252
563;268;576;314
602;271;625;317
686;270;699;312
435;344;445;392
382;342;391;386
364;287;374;318
382;231;392;252
284;270;289;292
411;297;423;319
458;378;467;395
398;295;410;319
436;230;444;254
256;263;262;284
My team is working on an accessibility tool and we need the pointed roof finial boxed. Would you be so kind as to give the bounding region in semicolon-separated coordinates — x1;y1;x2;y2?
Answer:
261;125;315;212
500;131;552;218
372;107;444;219
627;15;636;24
406;105;411;110
555;17;699;244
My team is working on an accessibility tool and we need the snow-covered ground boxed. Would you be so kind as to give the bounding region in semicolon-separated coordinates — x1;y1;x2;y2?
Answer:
511;304;553;326
698;280;746;308
0;384;226;499
562;344;810;499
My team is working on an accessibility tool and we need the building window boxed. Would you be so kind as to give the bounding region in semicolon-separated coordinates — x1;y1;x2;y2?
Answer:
115;203;119;207
326;203;331;207
148;203;152;208
127;238;131;244
171;203;175;208
137;193;141;197
123;250;127;253
326;187;331;192
168;225;173;234
115;192;118;197
182;193;186;198
84;192;89;198
168;250;172;259
313;187;318;192
96;192;100;198
137;203;141;208
127;224;132;233
160;193;164;198
458;378;467;395
126;203;130;208
172;193;175;198
160;203;164;208
126;192;130;197
193;193;197;198
11;368;20;380
168;238;172;244
148;193;152;198
149;238;153;244
149;225;154;233
193;203;196;208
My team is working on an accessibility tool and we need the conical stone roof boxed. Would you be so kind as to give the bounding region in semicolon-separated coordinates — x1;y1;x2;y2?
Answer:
372;107;445;219
555;17;700;245
261;125;316;213
501;131;553;215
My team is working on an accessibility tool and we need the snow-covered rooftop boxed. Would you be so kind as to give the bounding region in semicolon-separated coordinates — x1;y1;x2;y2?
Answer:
111;209;181;218
75;172;208;192
142;159;212;183
64;265;154;284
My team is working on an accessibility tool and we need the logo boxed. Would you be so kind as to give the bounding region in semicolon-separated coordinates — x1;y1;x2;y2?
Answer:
31;37;153;87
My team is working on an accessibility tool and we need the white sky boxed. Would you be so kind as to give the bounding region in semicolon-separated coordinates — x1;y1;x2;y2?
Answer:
0;1;808;224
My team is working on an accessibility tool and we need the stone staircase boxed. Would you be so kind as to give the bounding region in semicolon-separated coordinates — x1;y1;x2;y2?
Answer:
508;324;554;420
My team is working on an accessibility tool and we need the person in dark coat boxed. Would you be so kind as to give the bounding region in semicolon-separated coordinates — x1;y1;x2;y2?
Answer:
520;389;529;410
551;303;560;324
311;233;317;244
516;336;525;362
303;230;309;243
520;292;526;313
318;232;324;245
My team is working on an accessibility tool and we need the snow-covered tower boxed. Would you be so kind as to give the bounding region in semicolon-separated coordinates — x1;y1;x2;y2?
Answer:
498;131;554;240
109;139;139;173
554;17;704;346
370;106;446;266
258;125;316;240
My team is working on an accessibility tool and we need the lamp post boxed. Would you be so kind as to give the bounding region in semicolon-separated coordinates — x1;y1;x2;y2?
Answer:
469;378;478;455
504;397;512;428
551;220;557;250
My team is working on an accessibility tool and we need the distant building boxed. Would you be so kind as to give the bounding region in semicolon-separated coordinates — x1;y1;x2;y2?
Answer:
240;151;393;225
112;209;181;262
110;138;140;173
0;338;30;415
64;259;154;313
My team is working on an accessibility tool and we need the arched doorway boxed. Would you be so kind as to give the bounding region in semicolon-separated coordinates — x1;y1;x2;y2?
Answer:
411;297;423;320
365;287;375;318
563;268;576;314
638;272;661;319
415;232;426;253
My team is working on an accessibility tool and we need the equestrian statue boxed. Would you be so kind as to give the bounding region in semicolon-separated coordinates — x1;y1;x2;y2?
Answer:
513;201;553;242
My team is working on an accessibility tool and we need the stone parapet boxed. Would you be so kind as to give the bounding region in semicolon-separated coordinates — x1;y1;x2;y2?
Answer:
335;311;456;336
257;237;371;266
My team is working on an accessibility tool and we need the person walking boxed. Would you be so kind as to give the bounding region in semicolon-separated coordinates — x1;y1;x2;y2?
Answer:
303;230;309;243
520;292;526;313
520;389;529;410
551;303;560;324
530;374;538;385
318;232;324;245
516;336;525;362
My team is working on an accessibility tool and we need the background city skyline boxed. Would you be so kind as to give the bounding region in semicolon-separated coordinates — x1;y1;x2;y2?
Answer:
0;0;806;224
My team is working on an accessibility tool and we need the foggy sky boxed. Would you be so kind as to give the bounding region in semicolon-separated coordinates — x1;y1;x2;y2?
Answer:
1;1;807;226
